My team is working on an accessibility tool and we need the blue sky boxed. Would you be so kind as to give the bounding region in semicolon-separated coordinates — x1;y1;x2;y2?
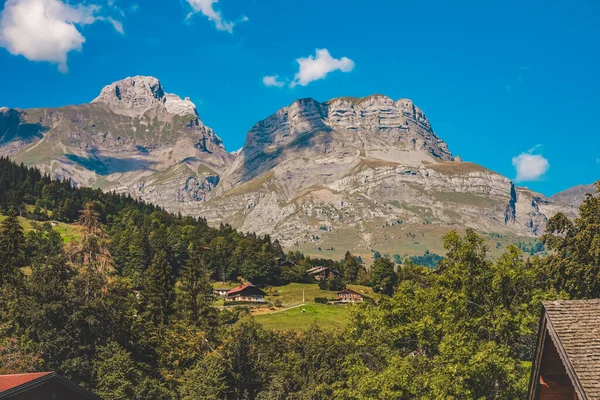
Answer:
0;0;598;196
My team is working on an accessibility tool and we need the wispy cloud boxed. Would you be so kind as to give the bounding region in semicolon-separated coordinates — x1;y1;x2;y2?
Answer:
512;146;550;181
0;0;124;72
262;75;285;88
184;0;245;33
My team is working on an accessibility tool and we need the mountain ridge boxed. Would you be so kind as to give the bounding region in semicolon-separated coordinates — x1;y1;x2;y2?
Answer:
0;76;592;259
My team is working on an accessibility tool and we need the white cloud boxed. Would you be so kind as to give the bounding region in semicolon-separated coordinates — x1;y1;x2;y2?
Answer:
0;0;123;72
185;0;236;33
262;75;285;88
291;48;354;87
105;17;124;34
512;148;550;182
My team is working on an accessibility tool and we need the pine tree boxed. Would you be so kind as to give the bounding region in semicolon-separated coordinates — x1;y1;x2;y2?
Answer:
142;250;175;325
0;209;26;285
177;244;215;327
343;251;361;284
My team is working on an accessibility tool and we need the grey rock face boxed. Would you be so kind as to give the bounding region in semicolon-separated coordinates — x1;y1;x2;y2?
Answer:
551;184;596;208
92;76;198;117
2;77;231;209
174;96;575;248
0;83;585;253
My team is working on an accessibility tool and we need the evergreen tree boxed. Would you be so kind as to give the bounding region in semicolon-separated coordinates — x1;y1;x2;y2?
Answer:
76;201;112;274
142;250;175;325
93;341;142;400
179;354;227;400
343;251;361;284
177;244;215;327
0;209;26;285
370;257;398;296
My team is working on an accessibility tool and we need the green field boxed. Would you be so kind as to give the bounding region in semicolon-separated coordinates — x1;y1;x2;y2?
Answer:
254;283;373;331
264;282;373;305
254;303;353;331
0;214;82;243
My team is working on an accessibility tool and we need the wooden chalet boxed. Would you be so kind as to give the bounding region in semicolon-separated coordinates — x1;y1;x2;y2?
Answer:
276;258;295;268
336;289;364;303
226;283;267;303
306;266;340;281
0;372;102;399
213;287;230;297
528;299;600;400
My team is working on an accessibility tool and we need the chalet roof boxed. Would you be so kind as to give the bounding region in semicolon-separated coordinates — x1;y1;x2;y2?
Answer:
0;372;51;392
307;266;339;275
0;372;102;399
228;283;252;294
541;299;600;399
227;283;266;296
337;289;363;297
306;266;325;274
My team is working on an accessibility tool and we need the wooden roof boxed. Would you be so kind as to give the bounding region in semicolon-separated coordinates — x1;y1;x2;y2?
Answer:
529;299;600;400
337;289;363;297
306;266;339;275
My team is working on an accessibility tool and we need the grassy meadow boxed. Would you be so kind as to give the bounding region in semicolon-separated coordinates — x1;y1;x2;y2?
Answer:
0;214;82;243
253;283;374;331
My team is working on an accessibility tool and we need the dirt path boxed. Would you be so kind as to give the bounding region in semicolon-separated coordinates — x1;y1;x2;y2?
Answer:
254;303;306;316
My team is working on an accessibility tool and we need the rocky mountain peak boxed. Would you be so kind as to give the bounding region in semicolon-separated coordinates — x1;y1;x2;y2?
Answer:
92;76;198;117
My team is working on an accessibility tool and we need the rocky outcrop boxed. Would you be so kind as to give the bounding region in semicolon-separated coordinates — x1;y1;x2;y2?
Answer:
92;76;199;117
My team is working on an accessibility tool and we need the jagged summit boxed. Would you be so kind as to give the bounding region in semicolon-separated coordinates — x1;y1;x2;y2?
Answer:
92;76;198;117
240;93;453;174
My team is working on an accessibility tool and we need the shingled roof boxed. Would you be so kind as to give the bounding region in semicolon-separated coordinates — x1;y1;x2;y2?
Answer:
528;299;600;400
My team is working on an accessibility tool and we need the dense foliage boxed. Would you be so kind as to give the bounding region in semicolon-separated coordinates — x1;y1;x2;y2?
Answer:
0;158;598;399
408;250;445;269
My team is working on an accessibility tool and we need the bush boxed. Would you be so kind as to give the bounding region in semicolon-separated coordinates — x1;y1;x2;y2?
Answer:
314;297;328;304
318;276;346;291
318;279;328;290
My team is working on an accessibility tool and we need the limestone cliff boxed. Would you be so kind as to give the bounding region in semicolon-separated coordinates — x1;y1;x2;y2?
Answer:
0;80;586;258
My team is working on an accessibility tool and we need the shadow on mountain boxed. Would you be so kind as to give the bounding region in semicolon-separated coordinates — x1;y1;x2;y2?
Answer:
240;129;333;182
0;109;48;145
64;153;156;176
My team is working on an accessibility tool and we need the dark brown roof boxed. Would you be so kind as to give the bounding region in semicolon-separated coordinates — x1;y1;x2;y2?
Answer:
544;299;600;399
337;289;363;296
